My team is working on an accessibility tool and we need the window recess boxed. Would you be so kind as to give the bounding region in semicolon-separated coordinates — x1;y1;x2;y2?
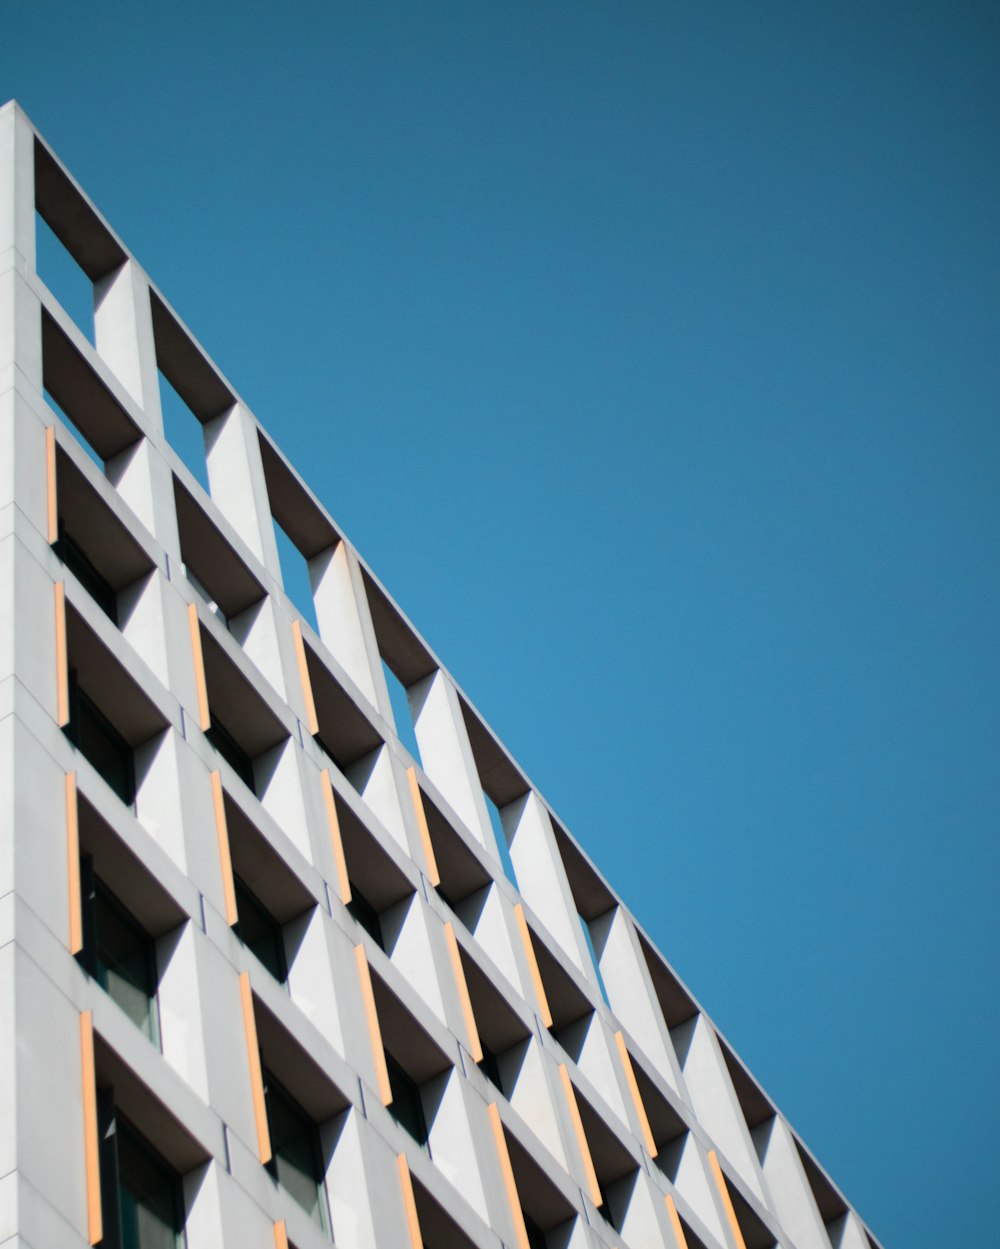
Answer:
63;603;168;811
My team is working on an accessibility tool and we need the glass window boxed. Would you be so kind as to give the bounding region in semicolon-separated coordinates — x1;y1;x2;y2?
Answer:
346;884;384;950
263;1069;330;1234
81;861;160;1046
233;875;287;983
55;524;118;622
113;1115;184;1249
206;716;255;793
66;674;135;806
385;1052;429;1148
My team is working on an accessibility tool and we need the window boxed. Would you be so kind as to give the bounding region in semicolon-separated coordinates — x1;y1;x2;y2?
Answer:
385;1052;429;1149
65;672;136;806
205;716;255;793
523;1214;548;1249
346;884;384;950
233;875;287;983
263;1069;330;1233
80;859;159;1045
97;1095;184;1249
55;523;117;622
478;1043;503;1092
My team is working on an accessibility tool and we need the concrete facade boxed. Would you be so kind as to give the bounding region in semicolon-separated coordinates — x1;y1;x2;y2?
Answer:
0;99;883;1249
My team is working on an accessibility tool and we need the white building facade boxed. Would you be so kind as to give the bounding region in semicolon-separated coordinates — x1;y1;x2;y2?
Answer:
0;100;883;1249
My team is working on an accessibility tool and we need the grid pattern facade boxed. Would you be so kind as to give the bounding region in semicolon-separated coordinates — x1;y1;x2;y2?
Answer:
0;101;883;1249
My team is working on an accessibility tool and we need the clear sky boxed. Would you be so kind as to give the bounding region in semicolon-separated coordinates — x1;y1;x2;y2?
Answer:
5;4;998;1245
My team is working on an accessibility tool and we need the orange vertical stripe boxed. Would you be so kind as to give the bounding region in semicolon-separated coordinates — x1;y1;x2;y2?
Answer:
557;1064;602;1208
396;1153;424;1249
45;424;58;543
708;1149;748;1249
665;1195;689;1249
211;771;238;926
354;944;392;1105
272;1220;289;1249
54;580;69;726
291;619;319;735
320;769;351;903
187;602;210;731
513;904;553;1029
66;772;82;954
443;921;483;1063
486;1102;530;1249
406;767;440;887
613;1030;657;1158
80;1011;102;1245
238;971;272;1164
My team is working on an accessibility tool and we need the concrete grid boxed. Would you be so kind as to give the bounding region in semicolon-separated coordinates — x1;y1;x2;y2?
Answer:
0;100;884;1249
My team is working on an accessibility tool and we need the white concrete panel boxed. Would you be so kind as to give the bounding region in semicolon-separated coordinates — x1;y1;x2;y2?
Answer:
753;1116;831;1249
469;884;522;999
505;792;590;975
409;670;492;848
506;1038;567;1168
94;260;161;420
0;945;15;1180
257;738;312;862
576;1017;629;1126
424;1069;489;1222
673;1015;767;1202
107;436;182;560
389;894;447;1024
673;1134;728;1247
287;907;345;1058
591;908;683;1095
12;720;69;945
0;103;36;267
310;542;380;709
345;745;409;854
14;950;86;1240
204;402;280;577
828;1210;873;1249
157;921;211;1102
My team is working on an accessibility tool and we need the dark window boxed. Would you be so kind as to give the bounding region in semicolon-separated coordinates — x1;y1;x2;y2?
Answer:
55;524;117;622
346;885;384;950
523;1214;548;1249
65;673;135;806
263;1069;330;1233
233;875;287;983
205;717;255;793
478;1043;503;1093
80;861;160;1045
385;1052;429;1149
97;1094;184;1249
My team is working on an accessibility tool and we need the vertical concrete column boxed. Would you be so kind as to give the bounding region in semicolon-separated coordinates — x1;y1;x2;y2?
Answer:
409;670;492;849
310;542;383;710
589;909;685;1096
672;1014;770;1205
752;1116;832;1249
93;259;162;425
0;102;35;271
203;402;280;576
505;792;590;975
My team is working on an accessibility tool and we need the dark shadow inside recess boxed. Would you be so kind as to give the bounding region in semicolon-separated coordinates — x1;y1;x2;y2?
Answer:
302;637;383;773
43;308;141;463
198;624;289;798
35;209;95;342
418;783;492;915
719;1036;775;1133
529;926;592;1040
637;930;699;1032
504;1129;577;1247
458;947;532;1097
724;1174;778;1249
173;475;265;625
410;1171;482;1249
794;1135;849;1228
224;790;317;983
335;786;414;954
64;602;169;810
54;444;156;626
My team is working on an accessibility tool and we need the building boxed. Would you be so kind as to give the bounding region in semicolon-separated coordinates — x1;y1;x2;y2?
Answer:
0;100;883;1249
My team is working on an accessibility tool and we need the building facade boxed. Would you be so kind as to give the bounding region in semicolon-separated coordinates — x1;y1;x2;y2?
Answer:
0;100;882;1249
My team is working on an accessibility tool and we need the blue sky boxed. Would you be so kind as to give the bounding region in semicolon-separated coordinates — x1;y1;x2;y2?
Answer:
5;3;999;1245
